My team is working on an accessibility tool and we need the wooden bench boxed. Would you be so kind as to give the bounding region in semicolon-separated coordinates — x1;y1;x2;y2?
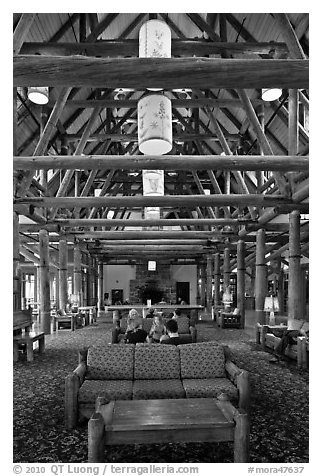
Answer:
218;310;241;329
54;313;77;331
13;310;45;362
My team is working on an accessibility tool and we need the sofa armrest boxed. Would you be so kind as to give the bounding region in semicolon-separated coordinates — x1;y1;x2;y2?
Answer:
297;336;309;369
64;362;87;429
189;325;197;343
225;360;250;413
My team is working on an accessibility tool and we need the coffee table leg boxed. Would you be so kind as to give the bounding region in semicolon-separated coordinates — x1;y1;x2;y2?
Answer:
88;412;105;463
26;340;34;362
234;411;249;462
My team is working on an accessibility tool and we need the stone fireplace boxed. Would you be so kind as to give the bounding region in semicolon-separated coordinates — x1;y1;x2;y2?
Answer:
129;263;176;304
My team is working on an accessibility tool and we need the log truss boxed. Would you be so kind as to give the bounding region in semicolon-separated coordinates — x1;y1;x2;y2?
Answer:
13;12;309;268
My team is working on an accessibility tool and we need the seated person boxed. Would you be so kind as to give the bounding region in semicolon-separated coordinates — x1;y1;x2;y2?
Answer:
269;320;309;362
123;312;148;344
147;312;166;343
145;307;155;319
172;308;188;320
160;319;184;345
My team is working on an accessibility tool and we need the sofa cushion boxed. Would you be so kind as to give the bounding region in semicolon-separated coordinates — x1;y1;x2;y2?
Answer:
133;379;185;399
141;318;153;333
134;343;181;379
86;343;135;380
79;379;133;403
178;342;226;378
182;378;238;401
176;316;190;334
288;319;304;331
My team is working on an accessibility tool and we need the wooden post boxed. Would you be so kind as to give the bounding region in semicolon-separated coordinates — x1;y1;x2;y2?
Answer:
55;268;60;310
288;210;302;320
88;412;105;463
86;255;92;306
206;255;213;317
237;239;246;328
223;245;230;290
97;261;104;311
213;252;221;308
73;244;82;306
13;212;21;310
39;229;51;334
255;229;267;325
234;411;250;463
288;89;299;193
256;104;265;192
59;237;68;310
200;261;206;307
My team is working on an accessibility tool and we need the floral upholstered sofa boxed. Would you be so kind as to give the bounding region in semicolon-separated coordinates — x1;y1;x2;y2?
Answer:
111;316;197;343
256;318;309;368
65;341;250;429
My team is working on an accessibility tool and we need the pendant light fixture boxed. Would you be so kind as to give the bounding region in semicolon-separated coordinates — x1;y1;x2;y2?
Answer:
262;88;282;102
27;86;49;105
138;93;172;155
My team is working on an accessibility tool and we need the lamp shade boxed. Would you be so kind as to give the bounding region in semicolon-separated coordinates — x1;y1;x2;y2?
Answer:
139;19;171;58
142;169;164;196
139;20;171;91
262;88;282;102
27;86;49;105
145;206;161;220
138;94;172;154
264;296;280;312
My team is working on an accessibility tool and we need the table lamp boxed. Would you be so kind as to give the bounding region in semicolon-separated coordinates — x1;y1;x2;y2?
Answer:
264;295;280;325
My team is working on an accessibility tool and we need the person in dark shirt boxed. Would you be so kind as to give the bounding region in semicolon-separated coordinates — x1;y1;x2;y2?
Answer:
124;313;148;344
160;319;191;345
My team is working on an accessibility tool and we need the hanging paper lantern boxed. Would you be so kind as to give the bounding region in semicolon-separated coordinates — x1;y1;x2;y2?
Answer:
142;169;164;196
27;86;49;105
138;94;172;155
139;19;171;91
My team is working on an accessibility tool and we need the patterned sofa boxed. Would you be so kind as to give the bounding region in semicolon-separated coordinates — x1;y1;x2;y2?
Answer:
65;341;250;429
111;316;197;343
256;318;309;368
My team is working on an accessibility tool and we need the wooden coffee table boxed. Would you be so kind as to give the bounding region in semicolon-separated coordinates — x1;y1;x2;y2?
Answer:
88;397;249;463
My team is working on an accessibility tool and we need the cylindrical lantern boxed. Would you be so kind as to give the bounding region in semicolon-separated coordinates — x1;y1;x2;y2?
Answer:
139;20;171;91
27;87;49;105
142;170;164;196
145;207;161;220
138;94;172;154
262;88;282;102
139;20;171;58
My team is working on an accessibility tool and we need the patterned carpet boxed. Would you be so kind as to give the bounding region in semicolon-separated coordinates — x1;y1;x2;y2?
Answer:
13;319;309;463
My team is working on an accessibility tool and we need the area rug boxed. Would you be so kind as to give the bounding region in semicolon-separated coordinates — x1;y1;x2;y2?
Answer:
13;321;309;463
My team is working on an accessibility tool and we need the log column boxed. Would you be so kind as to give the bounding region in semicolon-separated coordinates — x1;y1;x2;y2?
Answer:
59;237;68;310
213;252;221;308
223;244;231;291
237;240;246;328
97;261;104;311
288;210;302;320
86;255;92;306
200;260;206;307
13;212;21;310
73;244;82;306
255;229;267;325
39;229;51;334
55;267;60;310
206;255;213;317
288;89;299;193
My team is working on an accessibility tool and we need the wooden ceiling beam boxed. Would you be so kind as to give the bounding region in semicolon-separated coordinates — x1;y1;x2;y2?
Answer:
48;97;266;109
14;194;294;209
14;56;309;89
52;218;256;227
63;132;240;143
14;154;309;172
13;14;36;54
20;40;289;57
